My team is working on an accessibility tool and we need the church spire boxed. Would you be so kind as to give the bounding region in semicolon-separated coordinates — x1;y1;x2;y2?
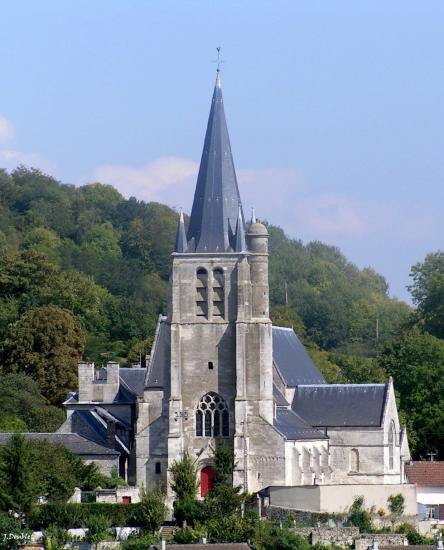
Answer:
174;209;187;253
187;69;245;252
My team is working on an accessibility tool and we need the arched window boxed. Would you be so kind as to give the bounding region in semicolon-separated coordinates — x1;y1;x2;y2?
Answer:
212;268;225;318
196;268;208;318
196;392;229;437
389;421;396;470
350;448;359;472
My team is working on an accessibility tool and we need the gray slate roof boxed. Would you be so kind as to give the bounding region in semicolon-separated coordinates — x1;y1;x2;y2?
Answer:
274;408;328;441
273;385;289;406
292;384;388;427
186;72;245;253
273;326;325;386
0;433;119;456
146;317;169;388
119;367;146;396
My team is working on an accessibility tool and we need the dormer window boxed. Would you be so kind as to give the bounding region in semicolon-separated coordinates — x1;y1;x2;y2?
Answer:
196;268;208;318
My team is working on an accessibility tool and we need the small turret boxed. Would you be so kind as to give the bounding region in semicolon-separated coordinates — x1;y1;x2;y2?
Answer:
247;218;269;318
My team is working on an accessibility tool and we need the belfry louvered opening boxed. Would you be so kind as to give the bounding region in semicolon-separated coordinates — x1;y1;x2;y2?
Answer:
196;392;229;437
196;268;208;318
212;268;225;318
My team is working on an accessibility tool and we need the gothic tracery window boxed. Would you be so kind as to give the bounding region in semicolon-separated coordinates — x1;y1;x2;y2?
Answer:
196;268;208;318
196;392;229;437
212;268;225;318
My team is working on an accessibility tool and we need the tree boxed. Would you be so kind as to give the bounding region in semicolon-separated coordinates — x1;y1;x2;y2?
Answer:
136;489;167;534
346;496;373;532
377;330;444;458
170;452;200;500
410;252;444;338
388;493;405;528
2;306;85;404
0;435;40;514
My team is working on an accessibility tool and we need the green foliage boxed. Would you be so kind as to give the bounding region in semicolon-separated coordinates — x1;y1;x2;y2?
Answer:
206;514;254;544
0;512;31;550
135;489;167;534
2;305;85;404
251;521;311;550
84;514;112;546
0;372;63;432
387;493;405;518
212;441;236;486
173;496;206;527
120;531;159;550
42;524;69;550
173;525;207;544
377;330;444;457
27;503;141;529
396;523;434;545
346;496;373;533
170;452;199;500
410;252;444;338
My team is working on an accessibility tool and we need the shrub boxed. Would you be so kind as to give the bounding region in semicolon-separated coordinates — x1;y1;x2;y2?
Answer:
121;532;159;550
252;521;311;550
42;524;69;550
135;489;167;534
174;496;206;527
206;515;255;544
170;452;199;500
346;496;373;532
84;514;112;548
396;523;434;545
173;526;207;544
0;513;31;550
27;503;141;529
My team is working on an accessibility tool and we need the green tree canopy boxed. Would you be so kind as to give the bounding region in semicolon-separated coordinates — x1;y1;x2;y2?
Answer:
2;306;85;404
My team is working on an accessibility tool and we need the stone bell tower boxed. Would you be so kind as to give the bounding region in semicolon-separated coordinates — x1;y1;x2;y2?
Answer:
166;69;273;496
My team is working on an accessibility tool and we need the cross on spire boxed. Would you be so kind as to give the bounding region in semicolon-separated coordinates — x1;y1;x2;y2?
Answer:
213;46;225;73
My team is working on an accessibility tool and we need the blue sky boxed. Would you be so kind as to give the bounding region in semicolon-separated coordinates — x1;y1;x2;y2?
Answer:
1;1;443;302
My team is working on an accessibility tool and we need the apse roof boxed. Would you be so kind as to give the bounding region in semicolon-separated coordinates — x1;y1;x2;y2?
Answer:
292;384;388;427
272;326;326;386
274;408;328;441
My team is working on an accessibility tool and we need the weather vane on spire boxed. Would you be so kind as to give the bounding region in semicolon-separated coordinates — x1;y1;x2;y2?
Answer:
213;46;225;72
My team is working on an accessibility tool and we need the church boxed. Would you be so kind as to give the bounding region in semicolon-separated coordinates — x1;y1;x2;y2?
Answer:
59;70;415;513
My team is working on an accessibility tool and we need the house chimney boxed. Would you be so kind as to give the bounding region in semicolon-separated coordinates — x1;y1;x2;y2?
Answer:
372;541;379;550
161;540;166;550
436;534;443;550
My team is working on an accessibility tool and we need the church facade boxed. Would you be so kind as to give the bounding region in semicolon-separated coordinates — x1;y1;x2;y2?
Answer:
59;72;412;509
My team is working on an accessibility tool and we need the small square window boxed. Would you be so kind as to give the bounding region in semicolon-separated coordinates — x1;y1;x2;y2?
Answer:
208;362;214;370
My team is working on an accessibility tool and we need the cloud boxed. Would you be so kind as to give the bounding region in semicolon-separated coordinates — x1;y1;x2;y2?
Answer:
87;157;199;205
0;150;57;175
297;193;367;238
0;116;14;144
0;114;56;175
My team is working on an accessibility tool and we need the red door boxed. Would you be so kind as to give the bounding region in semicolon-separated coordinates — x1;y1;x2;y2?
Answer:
200;466;216;497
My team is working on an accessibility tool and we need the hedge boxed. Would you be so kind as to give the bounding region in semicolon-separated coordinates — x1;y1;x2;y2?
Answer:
27;503;142;529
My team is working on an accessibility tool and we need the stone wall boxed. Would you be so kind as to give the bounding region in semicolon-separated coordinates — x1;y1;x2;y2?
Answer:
292;527;360;547
355;534;407;550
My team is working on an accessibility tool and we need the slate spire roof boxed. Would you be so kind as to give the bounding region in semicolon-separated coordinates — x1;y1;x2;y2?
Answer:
186;71;246;253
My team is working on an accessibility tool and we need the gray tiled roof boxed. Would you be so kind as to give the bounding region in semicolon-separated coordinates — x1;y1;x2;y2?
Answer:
274;408;328;441
0;433;120;456
292;384;388;427
119;367;146;396
186;73;245;253
273;385;289;406
273;326;326;386
146;317;169;388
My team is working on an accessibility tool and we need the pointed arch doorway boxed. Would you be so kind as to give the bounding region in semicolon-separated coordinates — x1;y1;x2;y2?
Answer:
200;466;216;497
